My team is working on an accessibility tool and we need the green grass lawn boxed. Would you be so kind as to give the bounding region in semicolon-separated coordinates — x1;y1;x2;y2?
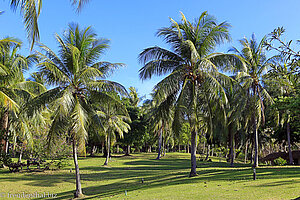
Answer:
0;153;299;200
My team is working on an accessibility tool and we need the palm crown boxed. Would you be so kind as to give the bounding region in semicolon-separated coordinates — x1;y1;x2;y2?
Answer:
26;24;127;151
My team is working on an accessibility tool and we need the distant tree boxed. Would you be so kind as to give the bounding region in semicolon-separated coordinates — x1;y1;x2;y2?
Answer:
120;87;146;155
95;92;130;165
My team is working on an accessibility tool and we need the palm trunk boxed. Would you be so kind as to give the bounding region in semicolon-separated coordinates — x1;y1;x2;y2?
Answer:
178;144;180;152
244;141;248;163
205;144;210;160
116;144;119;154
0;109;9;153
228;124;234;167
72;140;83;198
104;134;110;165
189;130;197;177
287;121;293;165
162;136;165;157
253;114;259;168
156;128;162;160
90;146;96;156
18;148;23;163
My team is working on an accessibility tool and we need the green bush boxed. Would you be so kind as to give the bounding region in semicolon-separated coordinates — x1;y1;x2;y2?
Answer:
274;157;287;166
0;154;12;168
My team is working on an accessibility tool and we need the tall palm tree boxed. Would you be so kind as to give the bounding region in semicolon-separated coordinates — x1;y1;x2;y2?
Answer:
24;24;126;198
229;34;273;167
139;12;235;177
9;0;90;49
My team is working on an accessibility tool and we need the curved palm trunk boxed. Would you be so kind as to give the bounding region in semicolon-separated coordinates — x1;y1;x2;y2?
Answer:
156;128;162;160
72;140;83;198
189;130;197;177
253;114;259;168
104;134;110;165
287;121;293;165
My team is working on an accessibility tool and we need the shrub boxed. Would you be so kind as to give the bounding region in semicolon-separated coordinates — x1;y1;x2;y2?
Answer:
0;153;12;168
274;157;287;166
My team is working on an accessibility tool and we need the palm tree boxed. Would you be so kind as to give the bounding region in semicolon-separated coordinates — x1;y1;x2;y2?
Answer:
9;0;90;49
139;12;235;177
24;24;126;198
223;82;247;166
0;39;44;154
94;92;130;165
229;34;273;167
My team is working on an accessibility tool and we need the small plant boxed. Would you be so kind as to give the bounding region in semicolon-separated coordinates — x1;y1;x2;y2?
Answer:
52;158;71;169
274;157;287;166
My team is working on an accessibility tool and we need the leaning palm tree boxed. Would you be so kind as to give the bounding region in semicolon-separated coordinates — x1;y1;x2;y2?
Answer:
139;12;236;177
9;0;90;49
24;24;126;198
229;34;273;167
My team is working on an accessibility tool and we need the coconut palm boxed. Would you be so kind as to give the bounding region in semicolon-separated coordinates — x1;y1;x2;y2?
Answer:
229;34;273;167
0;39;44;153
222;81;248;166
94;92;131;165
139;12;236;176
9;0;90;49
24;24;126;198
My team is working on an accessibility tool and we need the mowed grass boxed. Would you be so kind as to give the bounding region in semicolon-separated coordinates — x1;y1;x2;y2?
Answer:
0;153;299;200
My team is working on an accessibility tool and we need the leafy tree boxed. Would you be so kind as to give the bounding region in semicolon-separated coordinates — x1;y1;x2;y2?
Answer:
119;87;146;155
264;56;299;164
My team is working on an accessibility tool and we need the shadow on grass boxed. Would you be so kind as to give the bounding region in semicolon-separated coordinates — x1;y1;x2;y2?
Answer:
1;154;299;200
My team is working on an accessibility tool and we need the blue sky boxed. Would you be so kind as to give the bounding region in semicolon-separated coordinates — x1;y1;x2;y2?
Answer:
1;0;300;99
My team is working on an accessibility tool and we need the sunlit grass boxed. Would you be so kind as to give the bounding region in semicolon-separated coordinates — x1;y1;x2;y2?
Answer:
0;153;299;199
